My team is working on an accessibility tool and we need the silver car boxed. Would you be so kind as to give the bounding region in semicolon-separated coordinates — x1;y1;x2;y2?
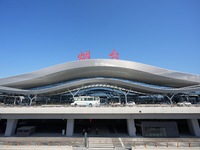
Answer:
177;101;192;106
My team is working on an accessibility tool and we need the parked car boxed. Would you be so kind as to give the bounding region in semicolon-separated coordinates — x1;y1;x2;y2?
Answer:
177;101;192;106
126;101;136;106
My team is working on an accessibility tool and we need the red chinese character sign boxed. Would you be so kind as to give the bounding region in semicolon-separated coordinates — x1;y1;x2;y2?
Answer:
78;51;91;60
109;50;119;59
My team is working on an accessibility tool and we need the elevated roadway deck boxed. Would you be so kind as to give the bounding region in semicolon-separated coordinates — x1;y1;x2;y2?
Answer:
0;106;200;119
1;106;200;138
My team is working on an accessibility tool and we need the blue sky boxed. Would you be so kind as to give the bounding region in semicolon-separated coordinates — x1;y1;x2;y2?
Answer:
0;0;200;78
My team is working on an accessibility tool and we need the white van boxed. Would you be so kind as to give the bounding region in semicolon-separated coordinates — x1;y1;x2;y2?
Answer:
71;96;100;107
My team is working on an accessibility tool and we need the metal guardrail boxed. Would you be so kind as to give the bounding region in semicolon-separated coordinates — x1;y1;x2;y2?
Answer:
0;140;200;148
123;141;200;149
0;141;84;147
1;103;200;107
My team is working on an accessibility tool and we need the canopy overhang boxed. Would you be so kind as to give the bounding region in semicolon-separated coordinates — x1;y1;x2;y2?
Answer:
0;59;200;95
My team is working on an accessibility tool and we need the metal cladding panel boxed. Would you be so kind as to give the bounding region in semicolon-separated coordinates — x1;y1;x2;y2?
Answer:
0;59;199;95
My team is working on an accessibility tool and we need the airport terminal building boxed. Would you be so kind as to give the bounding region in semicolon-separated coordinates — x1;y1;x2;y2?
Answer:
0;59;200;137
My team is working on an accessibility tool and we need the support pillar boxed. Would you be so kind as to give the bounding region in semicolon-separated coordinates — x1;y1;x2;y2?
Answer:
119;90;130;104
69;88;81;99
125;94;127;104
66;119;74;136
187;119;200;137
5;119;18;136
28;95;37;106
165;94;175;106
127;119;136;137
60;95;62;104
14;97;16;105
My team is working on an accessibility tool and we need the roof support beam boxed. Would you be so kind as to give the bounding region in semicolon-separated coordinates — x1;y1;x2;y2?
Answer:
119;89;130;104
28;95;37;106
165;94;176;106
68;87;81;98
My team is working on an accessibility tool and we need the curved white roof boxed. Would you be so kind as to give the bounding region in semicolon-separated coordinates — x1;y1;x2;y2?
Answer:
0;59;200;95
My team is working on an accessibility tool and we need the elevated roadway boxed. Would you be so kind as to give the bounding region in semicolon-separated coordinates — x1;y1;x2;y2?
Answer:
1;106;200;119
1;106;200;138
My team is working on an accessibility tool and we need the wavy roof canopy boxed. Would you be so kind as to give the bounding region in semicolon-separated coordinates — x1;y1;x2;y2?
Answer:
0;59;200;95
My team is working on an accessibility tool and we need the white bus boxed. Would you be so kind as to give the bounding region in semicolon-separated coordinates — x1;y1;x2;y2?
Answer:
71;96;100;107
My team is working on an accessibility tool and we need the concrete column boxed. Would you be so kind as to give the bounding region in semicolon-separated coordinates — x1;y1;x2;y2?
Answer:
127;119;136;136
66;119;74;136
187;119;200;137
5;119;18;136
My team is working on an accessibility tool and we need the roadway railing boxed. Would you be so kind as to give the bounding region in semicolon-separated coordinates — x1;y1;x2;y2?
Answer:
1;103;200;107
0;140;200;149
